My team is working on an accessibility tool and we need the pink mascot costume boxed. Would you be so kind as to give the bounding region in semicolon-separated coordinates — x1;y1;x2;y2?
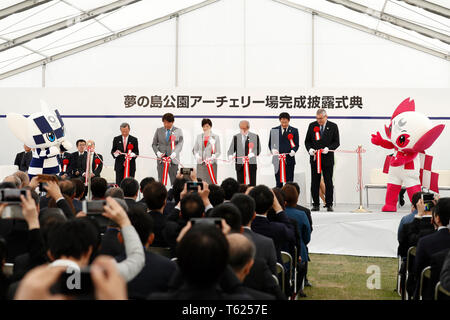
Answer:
371;98;445;212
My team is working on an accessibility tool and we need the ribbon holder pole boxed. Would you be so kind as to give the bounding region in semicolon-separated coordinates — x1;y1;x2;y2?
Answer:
352;145;370;213
86;146;93;200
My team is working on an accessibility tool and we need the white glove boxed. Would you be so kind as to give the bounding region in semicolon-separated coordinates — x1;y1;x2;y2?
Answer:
130;152;136;158
61;140;72;151
113;150;121;157
309;148;316;156
157;151;163;158
248;152;255;158
289;150;296;157
272;149;279;155
170;152;176;159
228;154;234;160
322;147;329;154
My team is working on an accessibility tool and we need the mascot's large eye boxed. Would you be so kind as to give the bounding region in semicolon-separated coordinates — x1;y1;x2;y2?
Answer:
46;132;56;142
396;134;410;148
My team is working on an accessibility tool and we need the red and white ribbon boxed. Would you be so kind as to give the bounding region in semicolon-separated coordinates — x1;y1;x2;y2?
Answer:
123;144;134;179
287;133;295;148
205;158;218;185
62;158;69;172
161;156;171;186
316;149;323;174
85;145;94;186
94;158;101;171
170;135;176;151
278;153;287;183
243;156;251;185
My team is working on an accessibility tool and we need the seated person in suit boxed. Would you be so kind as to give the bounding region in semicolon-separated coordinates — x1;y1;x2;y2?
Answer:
208;184;225;207
221;178;240;202
231;194;277;275
89;140;103;178
116;206;177;299
68;139;87;179
149;223;251;300
398;191;423;244
441;249;450;292
120;177;145;211
209;203;242;233
143;182;169;247
91;177;107;200
227;233;275;300
105;187;124;199
163;189;212;256
248;185;296;263
14;144;33;172
413;197;450;299
139;177;155;207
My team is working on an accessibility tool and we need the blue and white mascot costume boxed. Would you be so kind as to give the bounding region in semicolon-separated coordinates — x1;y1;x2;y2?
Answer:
7;102;72;179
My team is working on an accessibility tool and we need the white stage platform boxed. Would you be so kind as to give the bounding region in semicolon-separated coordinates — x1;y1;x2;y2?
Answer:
308;205;410;258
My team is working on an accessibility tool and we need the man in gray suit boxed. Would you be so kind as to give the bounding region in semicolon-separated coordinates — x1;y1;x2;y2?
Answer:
227;120;261;186
152;113;184;185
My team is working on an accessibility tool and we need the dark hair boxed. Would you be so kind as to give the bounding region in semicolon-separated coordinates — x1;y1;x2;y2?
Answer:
230;194;255;226
140;177;155;192
172;177;187;204
120;178;139;198
272;188;285;211
281;184;299;207
248;185;274;214
220;178;240;201
433;197;450;226
286;182;300;195
48;218;98;260
180;193;205;220
48;195;75;216
411;191;425;210
0;182;16;189
76;139;86;147
201;118;212;127
279;112;290;121
162;113;174;123
91;177;107;199
59;180;75;198
143;182;167;210
238;184;248;194
128;206;154;246
208;184;225;207
209;203;242;233
39;209;67;246
176;225;229;287
71;178;85;199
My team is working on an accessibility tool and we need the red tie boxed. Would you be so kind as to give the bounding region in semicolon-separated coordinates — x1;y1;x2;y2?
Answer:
123;137;126;152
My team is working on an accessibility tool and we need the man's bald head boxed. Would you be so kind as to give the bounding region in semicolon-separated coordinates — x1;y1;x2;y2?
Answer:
3;175;21;188
227;233;255;273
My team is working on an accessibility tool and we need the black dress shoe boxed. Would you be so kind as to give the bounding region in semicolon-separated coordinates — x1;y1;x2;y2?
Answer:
326;206;334;212
297;290;307;298
311;206;320;211
304;280;312;287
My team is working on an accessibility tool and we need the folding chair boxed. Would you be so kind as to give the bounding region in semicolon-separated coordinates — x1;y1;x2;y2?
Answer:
276;262;285;294
396;255;402;297
293;246;299;293
434;282;450;300
3;263;13;277
419;266;431;300
272;274;279;286
171;257;178;262
404;246;416;300
281;251;293;290
147;246;172;258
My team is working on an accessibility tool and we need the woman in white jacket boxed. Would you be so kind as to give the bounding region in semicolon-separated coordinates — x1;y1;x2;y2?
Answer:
192;119;221;185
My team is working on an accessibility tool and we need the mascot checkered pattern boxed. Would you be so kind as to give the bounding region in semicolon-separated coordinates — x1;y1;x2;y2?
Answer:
6;101;72;179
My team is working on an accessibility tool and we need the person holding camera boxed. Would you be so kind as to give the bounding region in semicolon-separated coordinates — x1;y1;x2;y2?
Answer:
192;118;221;185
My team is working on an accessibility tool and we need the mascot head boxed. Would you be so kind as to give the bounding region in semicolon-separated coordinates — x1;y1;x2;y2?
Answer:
384;98;444;153
6;101;67;149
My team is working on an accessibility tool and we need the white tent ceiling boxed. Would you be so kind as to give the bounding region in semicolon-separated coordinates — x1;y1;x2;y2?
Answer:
0;0;447;79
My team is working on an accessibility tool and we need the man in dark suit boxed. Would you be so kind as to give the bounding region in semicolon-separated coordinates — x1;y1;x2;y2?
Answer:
68;139;87;179
143;181;168;247
304;109;340;211
248;185;296;263
414;198;450;299
269;113;299;188
111;123;139;185
14;145;33;172
227;120;261;186
231;194;277;275
57;150;71;178
116;207;177;299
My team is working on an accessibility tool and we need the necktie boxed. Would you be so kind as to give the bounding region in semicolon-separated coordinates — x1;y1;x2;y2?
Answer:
283;128;286;136
166;129;170;142
320;125;324;135
123;137;126;152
